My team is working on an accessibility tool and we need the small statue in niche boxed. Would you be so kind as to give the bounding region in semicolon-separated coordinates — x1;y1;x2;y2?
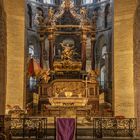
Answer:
80;7;89;25
45;7;55;25
34;9;44;25
60;42;74;61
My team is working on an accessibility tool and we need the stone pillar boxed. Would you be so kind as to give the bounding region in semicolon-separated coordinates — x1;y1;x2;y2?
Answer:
81;30;87;70
48;32;55;70
134;0;140;135
40;39;45;68
0;0;6;115
91;34;96;70
5;0;25;110
114;0;136;117
0;2;11;138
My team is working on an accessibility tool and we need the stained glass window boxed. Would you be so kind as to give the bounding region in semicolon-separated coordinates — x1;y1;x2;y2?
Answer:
83;0;93;4
43;0;54;4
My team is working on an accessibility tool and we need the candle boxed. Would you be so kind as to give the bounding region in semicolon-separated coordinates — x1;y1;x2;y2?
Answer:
86;77;88;98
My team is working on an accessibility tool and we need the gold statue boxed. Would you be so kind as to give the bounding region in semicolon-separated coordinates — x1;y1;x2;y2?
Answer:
80;7;87;18
38;69;50;83
60;42;74;60
88;70;99;83
48;7;54;19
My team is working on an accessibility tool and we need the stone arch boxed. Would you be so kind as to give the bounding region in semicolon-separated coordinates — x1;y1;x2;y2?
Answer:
26;35;40;110
95;33;112;104
95;34;107;67
36;6;44;17
94;7;103;29
95;34;107;88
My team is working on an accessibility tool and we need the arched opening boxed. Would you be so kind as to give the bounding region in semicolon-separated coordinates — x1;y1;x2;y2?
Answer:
95;35;106;67
26;35;40;112
29;44;35;58
102;45;107;59
27;4;32;28
28;36;40;60
95;34;112;105
104;4;110;28
100;65;106;89
94;7;103;29
100;45;107;89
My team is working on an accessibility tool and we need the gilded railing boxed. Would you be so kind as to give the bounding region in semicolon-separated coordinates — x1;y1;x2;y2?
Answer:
93;118;136;138
10;117;47;138
9;117;137;139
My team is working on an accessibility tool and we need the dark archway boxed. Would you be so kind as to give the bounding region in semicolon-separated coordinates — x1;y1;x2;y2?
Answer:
27;4;32;28
95;34;112;105
104;3;110;28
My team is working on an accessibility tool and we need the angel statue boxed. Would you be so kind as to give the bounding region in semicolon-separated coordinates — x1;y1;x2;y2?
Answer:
38;69;50;83
60;42;74;60
80;7;87;19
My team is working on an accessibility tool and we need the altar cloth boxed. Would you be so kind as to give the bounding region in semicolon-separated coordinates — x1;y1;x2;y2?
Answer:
56;118;76;140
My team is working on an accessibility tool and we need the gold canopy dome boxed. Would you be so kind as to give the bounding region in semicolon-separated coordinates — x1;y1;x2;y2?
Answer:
46;0;90;26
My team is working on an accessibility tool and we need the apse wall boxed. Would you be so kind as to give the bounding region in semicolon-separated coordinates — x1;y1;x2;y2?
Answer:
2;0;137;119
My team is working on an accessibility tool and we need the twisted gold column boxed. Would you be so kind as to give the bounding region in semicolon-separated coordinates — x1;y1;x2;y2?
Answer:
81;30;87;70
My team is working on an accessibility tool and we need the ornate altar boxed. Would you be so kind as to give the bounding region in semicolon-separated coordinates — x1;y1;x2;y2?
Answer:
35;0;99;117
39;78;99;117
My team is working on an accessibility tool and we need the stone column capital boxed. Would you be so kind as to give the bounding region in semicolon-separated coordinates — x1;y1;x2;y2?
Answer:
48;34;55;41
